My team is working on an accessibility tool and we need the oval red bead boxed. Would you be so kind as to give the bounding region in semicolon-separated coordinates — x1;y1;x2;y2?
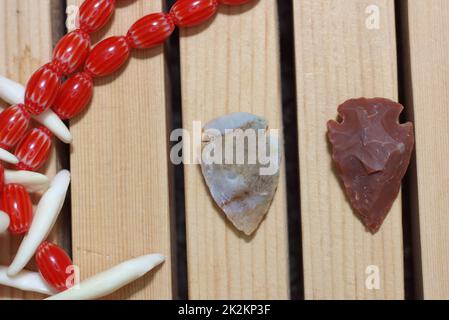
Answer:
219;0;251;5
36;241;74;292
15;127;53;172
0;184;33;234
53;30;91;75
85;36;131;78
24;63;61;115
52;72;93;120
170;0;219;27
79;0;116;34
126;13;175;49
0;104;30;150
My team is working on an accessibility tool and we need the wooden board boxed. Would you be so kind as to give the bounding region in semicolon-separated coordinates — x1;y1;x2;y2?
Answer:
293;0;404;299
179;0;290;299
404;0;449;299
69;0;173;299
0;0;64;300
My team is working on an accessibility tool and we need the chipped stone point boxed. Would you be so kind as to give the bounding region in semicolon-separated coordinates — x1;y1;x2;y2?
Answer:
200;113;281;235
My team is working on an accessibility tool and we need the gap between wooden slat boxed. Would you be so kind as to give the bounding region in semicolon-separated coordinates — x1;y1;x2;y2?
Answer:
276;0;304;300
165;0;189;301
49;0;73;256
394;0;418;300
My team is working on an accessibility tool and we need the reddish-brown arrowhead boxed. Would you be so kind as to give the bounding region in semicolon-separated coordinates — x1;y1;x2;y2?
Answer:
327;98;414;233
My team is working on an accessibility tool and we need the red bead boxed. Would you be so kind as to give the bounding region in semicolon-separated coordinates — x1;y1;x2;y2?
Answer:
36;241;74;292
24;63;61;115
170;0;219;27
0;104;30;150
85;36;131;77
52;72;93;120
79;0;116;34
1;184;33;234
15;127;53;172
219;0;251;5
53;30;91;75
126;13;175;49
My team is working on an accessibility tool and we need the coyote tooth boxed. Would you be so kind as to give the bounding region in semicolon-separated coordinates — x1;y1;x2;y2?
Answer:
46;254;165;300
0;75;25;105
4;170;50;192
0;266;56;295
0;148;18;164
34;111;73;143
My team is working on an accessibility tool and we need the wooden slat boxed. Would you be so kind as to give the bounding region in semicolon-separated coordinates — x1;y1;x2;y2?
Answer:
179;0;289;299
0;0;64;300
69;1;173;299
404;0;449;299
293;0;404;299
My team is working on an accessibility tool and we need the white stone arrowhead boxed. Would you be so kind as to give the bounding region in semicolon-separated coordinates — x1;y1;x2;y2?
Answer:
200;113;281;235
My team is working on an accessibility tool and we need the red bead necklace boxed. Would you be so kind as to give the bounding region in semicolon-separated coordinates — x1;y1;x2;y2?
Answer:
0;0;254;294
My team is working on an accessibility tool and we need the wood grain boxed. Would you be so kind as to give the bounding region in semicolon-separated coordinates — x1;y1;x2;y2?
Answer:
0;0;64;300
293;0;404;299
179;0;290;299
404;0;449;299
69;0;173;299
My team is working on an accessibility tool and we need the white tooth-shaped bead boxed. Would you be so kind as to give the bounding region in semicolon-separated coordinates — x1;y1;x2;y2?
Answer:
0;266;56;295
46;254;165;300
0;148;19;164
0;75;25;105
7;170;71;277
0;75;72;143
0;211;10;234
4;169;50;192
34;111;73;143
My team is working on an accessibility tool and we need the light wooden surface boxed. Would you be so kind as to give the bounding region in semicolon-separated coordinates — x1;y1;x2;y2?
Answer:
405;0;449;300
179;0;290;299
3;0;449;301
293;0;404;299
69;0;173;299
0;0;62;300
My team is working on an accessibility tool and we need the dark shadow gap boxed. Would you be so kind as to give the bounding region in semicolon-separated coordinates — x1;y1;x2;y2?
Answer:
277;0;304;300
50;0;73;256
395;0;422;300
165;0;188;300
